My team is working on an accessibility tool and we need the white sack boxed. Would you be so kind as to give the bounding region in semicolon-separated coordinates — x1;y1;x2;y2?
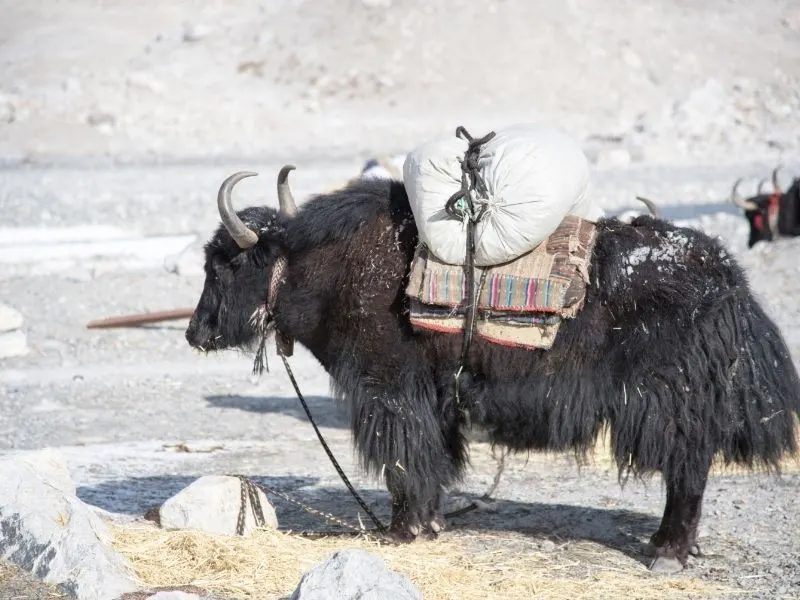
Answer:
403;123;603;266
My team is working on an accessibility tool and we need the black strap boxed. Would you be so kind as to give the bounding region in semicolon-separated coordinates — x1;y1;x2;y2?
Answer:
444;127;496;388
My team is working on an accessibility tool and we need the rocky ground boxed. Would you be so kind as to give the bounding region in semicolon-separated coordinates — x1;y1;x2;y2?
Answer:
1;0;799;598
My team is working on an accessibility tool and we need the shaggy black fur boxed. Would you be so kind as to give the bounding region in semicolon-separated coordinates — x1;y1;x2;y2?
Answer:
186;177;800;571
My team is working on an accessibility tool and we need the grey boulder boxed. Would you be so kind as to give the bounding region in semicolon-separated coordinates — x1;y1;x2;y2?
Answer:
291;548;422;600
0;449;139;600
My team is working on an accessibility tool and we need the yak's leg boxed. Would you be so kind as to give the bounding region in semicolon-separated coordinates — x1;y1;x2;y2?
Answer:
348;377;463;544
647;455;711;573
347;363;468;543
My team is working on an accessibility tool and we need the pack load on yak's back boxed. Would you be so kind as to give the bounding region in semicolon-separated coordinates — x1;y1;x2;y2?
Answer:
402;122;604;267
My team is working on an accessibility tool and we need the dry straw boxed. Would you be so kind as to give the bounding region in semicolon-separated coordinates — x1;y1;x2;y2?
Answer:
112;524;740;600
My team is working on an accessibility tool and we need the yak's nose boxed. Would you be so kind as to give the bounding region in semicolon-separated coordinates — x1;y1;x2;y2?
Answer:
185;314;204;348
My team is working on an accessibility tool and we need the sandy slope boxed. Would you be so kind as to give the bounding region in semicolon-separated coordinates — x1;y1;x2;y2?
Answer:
1;0;798;164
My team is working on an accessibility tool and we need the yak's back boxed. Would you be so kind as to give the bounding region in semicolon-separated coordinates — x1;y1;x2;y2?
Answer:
591;216;747;322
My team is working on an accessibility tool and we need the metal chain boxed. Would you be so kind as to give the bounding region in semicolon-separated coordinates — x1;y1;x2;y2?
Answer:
230;447;507;537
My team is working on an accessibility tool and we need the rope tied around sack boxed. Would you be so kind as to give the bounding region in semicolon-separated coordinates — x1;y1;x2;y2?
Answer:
444;127;496;223
444;126;495;406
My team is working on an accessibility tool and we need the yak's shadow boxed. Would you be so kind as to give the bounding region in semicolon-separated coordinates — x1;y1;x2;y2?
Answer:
78;474;323;517
204;393;349;429
79;474;660;568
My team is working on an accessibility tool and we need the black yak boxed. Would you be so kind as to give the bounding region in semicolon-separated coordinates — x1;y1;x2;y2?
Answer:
731;166;800;247
186;167;800;573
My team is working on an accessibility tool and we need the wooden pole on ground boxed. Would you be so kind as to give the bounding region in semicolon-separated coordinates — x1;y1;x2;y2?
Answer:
86;308;195;329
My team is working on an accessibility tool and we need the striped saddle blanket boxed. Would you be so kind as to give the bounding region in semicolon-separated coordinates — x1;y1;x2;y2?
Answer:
405;215;598;350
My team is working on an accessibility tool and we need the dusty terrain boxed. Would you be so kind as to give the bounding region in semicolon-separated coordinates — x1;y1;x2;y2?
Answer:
1;0;799;165
1;1;799;598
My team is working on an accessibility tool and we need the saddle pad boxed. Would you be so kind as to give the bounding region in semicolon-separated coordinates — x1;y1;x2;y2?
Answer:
408;298;563;350
406;214;598;318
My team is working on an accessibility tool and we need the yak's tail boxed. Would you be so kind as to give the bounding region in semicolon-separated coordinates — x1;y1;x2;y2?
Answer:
719;289;800;471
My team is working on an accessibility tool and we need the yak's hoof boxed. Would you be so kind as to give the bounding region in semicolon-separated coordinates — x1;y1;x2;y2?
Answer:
689;543;702;557
429;513;446;534
649;556;685;574
383;526;416;544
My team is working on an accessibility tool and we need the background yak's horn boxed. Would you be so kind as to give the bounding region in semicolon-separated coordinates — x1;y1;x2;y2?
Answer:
635;196;661;218
772;165;783;194
277;165;298;217
757;178;767;195
217;171;259;249
729;178;758;211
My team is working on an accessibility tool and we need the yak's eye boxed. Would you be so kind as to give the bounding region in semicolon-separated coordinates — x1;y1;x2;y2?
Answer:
211;258;231;280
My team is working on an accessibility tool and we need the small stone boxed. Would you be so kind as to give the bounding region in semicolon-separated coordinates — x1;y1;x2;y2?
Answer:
621;47;643;69
86;110;116;135
0;330;28;358
649;556;684;574
182;22;211;42
159;475;278;535
540;540;556;552
126;73;164;94
62;78;81;93
0;303;24;333
291;549;422;600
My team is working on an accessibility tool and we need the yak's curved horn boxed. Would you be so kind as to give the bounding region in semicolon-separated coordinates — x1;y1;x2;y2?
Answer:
217;171;259;249
757;178;768;195
772;165;783;194
729;178;758;210
635;196;661;218
277;165;298;217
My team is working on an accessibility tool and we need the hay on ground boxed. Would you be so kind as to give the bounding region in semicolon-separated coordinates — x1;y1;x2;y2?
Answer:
113;524;740;600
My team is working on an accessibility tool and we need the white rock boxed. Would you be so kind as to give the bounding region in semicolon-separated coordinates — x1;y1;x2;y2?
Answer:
182;22;212;42
291;549;422;600
621;47;642;69
159;475;278;535
126;73;164;94
15;448;76;496
0;330;28;358
0;449;139;599
0;303;24;332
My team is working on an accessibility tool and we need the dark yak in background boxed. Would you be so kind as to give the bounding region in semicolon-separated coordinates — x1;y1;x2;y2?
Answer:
186;168;800;574
731;166;800;248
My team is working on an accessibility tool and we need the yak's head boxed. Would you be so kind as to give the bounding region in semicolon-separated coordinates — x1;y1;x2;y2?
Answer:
185;166;298;353
730;167;781;248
